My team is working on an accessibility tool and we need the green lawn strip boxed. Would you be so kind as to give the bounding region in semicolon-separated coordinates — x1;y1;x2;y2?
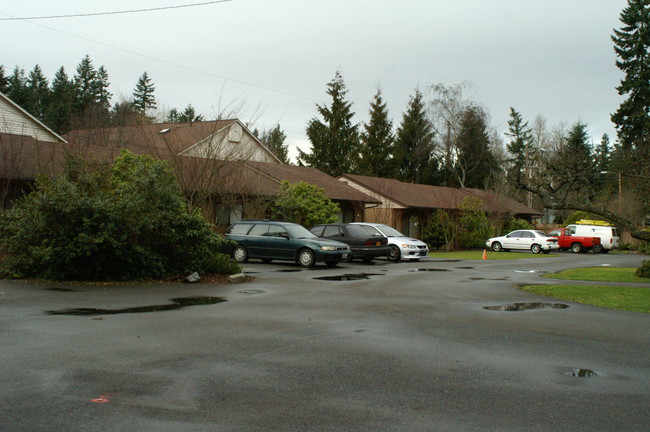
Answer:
543;267;647;283
521;284;650;313
429;250;558;260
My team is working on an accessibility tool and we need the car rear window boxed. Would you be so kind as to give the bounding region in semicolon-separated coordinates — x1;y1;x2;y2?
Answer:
346;225;371;237
229;223;253;235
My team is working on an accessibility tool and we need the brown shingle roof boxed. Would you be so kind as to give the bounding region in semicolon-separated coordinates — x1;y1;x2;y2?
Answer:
64;120;237;156
246;161;378;203
340;174;541;216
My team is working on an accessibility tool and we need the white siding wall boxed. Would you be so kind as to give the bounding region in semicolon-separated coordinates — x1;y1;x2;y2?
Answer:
0;97;62;142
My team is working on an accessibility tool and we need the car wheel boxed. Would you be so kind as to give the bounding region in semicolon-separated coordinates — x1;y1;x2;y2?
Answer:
491;242;502;252
531;244;542;254
388;245;401;262
571;242;583;253
298;249;316;267
233;246;249;263
325;261;338;267
592;244;604;253
343;254;354;263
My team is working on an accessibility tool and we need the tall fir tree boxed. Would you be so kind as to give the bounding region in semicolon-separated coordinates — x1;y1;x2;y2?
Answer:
611;0;650;153
299;70;359;176
505;107;533;183
132;72;157;114
7;67;28;108
393;89;437;184
96;66;112;109
358;88;395;177
0;65;9;94
454;106;497;189
74;55;100;113
46;67;77;133
260;125;290;164
594;133;611;173
25;65;50;121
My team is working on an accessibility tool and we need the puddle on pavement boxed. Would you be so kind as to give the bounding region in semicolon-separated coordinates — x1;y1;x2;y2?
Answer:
410;268;450;272
275;269;301;273
44;287;77;292
313;273;384;281
456;266;475;269
429;260;461;263
46;296;227;316
483;302;569;312
238;289;266;295
567;368;597;377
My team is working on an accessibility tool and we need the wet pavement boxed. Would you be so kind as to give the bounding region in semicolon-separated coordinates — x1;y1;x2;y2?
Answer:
1;252;649;431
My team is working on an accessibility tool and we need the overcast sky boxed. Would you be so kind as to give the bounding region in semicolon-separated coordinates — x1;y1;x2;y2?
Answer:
2;0;629;160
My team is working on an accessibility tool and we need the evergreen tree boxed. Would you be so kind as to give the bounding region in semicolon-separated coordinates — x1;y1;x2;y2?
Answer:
393;89;437;184
261;125;290;164
611;0;650;152
25;65;50;121
505;107;533;183
96;66;112;109
110;100;143;126
0;65;9;94
178;104;203;123
299;70;359;176
454;106;497;189
594;133;611;173
74;55;100;113
7;67;28;107
46;67;76;133
359;88;395;177
132;72;156;114
562;121;595;180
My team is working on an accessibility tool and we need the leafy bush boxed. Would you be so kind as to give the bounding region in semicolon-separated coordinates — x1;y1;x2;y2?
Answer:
503;215;533;233
637;260;650;278
0;150;239;280
422;197;492;250
457;197;492;249
271;180;339;227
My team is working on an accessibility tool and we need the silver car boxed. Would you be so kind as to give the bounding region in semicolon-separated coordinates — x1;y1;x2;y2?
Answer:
486;230;559;254
351;222;429;262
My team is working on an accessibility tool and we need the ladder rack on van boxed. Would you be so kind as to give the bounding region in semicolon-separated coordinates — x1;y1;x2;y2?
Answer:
575;220;613;226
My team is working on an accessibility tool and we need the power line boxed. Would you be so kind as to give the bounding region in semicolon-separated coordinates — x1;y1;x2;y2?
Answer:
0;0;233;21
2;14;322;104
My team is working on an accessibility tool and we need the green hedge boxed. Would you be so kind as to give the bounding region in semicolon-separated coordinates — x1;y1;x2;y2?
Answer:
0;151;239;280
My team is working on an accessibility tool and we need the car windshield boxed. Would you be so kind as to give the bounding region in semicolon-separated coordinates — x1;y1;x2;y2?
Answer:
285;224;318;239
535;230;553;238
374;224;405;237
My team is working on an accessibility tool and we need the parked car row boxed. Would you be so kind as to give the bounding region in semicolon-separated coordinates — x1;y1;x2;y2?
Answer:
486;222;620;254
223;220;429;267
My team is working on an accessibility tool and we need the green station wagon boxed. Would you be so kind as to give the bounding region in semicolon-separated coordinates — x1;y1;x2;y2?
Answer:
224;220;351;267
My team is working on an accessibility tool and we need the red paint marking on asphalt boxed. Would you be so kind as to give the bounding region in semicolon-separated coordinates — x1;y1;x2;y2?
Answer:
91;393;111;403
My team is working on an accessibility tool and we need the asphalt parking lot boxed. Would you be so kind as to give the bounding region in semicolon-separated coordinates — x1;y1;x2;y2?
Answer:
1;252;649;431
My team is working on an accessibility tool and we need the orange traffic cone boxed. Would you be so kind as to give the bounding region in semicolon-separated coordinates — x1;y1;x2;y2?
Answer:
482;249;487;260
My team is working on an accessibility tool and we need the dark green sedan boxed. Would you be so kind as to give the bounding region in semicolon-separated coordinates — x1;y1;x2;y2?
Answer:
224;220;351;267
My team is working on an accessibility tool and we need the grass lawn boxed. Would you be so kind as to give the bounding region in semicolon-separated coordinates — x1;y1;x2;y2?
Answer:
521;284;650;313
429;250;558;260
543;267;647;283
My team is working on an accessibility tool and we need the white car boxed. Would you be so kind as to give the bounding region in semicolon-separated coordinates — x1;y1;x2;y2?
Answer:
351;222;429;262
486;230;559;254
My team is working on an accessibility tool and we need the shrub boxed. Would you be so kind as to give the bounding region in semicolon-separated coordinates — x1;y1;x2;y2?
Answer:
457;198;492;249
271;180;339;227
637;260;650;278
503;215;533;233
0;151;239;280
